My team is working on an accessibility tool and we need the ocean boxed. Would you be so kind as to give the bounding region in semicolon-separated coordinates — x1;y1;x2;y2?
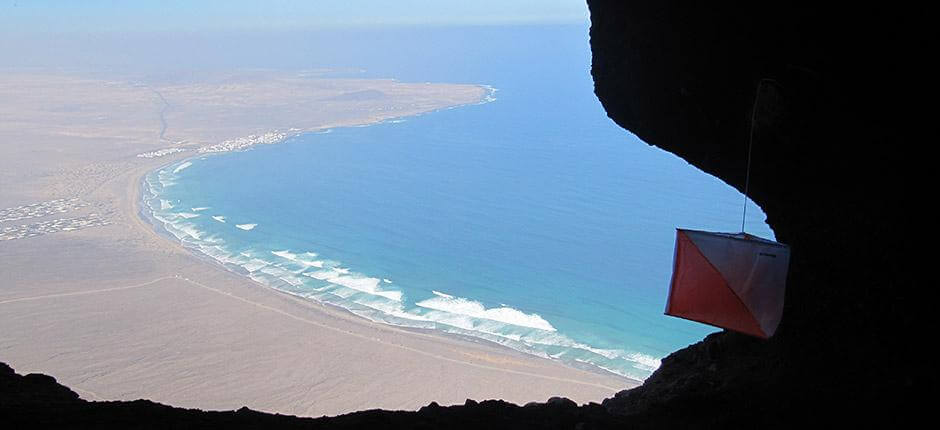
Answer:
142;24;773;381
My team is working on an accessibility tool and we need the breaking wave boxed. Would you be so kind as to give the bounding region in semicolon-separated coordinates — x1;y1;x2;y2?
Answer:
172;161;193;174
142;145;659;381
417;291;555;331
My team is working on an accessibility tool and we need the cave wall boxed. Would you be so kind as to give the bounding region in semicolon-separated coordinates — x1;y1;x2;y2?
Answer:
588;1;919;423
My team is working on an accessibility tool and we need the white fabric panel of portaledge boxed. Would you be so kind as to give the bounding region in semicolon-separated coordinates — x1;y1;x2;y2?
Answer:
682;229;790;335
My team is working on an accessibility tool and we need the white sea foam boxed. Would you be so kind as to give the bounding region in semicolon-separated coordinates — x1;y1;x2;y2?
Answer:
172;161;192;174
359;297;410;316
406;309;656;378
200;244;230;262
176;223;202;240
304;268;402;301
303;270;333;281
201;234;223;245
271;250;295;260
333;276;402;301
416;291;556;332
480;85;499;103
260;265;305;287
141;168;658;380
627;353;661;372
241;258;270;272
298;253;324;267
271;250;324;268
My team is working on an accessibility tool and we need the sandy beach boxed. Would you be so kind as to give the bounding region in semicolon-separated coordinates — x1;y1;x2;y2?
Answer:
0;70;636;417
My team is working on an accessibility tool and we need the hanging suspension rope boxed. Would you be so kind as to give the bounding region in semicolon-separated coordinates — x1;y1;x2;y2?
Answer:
666;78;792;339
741;78;778;233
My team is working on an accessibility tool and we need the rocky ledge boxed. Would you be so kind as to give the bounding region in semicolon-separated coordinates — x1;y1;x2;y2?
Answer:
2;362;630;429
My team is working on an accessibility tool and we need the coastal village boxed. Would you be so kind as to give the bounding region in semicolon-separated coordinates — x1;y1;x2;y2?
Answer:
197;131;288;153
0;198;110;241
0;213;111;241
4;130;300;242
136;131;293;159
136;147;186;158
0;198;87;223
7;131;297;242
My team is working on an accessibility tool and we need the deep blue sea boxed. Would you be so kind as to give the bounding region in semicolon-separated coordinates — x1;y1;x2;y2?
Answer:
143;24;773;381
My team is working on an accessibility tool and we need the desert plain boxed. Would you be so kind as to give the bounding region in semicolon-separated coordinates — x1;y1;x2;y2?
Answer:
0;69;635;416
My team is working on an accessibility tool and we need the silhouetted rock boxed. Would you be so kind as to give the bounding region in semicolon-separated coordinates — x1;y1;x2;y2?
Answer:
2;362;632;429
546;397;577;409
588;0;921;426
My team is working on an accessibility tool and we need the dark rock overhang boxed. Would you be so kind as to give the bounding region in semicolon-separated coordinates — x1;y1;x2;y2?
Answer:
588;1;920;425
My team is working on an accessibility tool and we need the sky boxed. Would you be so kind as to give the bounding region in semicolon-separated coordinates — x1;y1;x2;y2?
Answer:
1;1;590;34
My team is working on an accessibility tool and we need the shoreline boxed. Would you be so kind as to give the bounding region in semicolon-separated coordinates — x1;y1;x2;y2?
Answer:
133;84;497;160
134;100;642;386
2;72;636;416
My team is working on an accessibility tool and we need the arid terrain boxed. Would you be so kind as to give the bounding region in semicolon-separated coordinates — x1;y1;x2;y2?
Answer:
0;70;634;417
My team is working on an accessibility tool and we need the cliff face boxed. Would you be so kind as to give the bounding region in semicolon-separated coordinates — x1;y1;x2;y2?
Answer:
588;0;918;424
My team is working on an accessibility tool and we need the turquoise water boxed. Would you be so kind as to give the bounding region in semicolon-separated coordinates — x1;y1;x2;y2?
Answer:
143;25;773;381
